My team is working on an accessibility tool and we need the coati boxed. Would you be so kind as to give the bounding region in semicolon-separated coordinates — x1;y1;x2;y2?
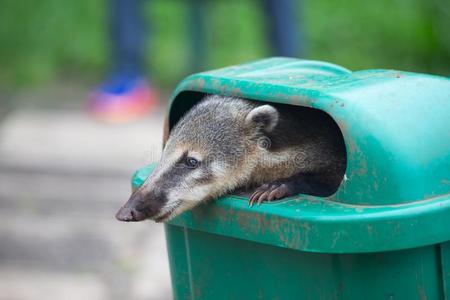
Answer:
116;95;346;222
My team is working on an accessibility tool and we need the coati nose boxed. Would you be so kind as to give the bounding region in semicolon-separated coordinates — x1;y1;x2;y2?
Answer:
115;206;147;222
115;189;167;222
115;192;148;222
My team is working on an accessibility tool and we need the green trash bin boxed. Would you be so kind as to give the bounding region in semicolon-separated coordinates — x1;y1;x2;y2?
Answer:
132;58;450;300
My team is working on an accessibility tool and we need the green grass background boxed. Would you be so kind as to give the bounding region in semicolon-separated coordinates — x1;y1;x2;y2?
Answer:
0;0;448;90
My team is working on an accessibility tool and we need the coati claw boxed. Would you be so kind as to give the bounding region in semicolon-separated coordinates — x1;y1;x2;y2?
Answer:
248;182;293;207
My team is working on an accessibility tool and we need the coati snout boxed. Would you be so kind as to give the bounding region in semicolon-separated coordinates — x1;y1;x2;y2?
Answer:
116;95;346;222
116;187;168;222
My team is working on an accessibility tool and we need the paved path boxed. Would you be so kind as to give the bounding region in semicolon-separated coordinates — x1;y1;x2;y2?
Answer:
0;107;172;300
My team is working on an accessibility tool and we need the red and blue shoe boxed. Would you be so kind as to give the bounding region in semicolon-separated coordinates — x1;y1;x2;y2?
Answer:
88;75;158;123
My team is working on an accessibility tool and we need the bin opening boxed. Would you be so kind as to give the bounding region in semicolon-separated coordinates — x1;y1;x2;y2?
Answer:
168;91;347;198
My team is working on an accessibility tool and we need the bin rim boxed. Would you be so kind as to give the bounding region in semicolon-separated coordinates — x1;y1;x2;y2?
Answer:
132;164;450;253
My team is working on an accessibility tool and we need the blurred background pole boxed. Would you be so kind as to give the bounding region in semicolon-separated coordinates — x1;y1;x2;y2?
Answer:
110;0;146;77
263;0;304;57
188;0;207;72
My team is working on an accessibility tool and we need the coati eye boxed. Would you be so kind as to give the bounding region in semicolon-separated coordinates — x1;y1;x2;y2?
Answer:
185;157;199;168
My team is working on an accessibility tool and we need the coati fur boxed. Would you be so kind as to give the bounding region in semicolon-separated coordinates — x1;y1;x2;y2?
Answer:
116;95;346;222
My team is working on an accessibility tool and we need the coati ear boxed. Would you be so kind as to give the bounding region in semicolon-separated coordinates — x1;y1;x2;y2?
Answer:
245;104;279;132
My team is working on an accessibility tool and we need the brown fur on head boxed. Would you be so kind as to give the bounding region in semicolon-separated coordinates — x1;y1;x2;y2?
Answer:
115;95;282;222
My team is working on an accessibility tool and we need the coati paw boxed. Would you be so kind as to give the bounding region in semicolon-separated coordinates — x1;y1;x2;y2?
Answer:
248;182;293;207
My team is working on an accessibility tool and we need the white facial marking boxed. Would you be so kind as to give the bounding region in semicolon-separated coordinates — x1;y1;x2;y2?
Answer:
187;150;202;161
189;184;215;201
210;161;227;177
190;169;206;180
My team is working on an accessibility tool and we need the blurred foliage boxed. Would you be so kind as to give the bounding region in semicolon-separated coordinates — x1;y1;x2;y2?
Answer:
0;0;449;90
0;0;108;87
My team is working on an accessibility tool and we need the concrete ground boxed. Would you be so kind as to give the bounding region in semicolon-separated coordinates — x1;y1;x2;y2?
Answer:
0;84;172;300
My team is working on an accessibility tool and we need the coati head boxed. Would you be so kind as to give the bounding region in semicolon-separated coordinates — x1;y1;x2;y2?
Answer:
115;95;280;222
